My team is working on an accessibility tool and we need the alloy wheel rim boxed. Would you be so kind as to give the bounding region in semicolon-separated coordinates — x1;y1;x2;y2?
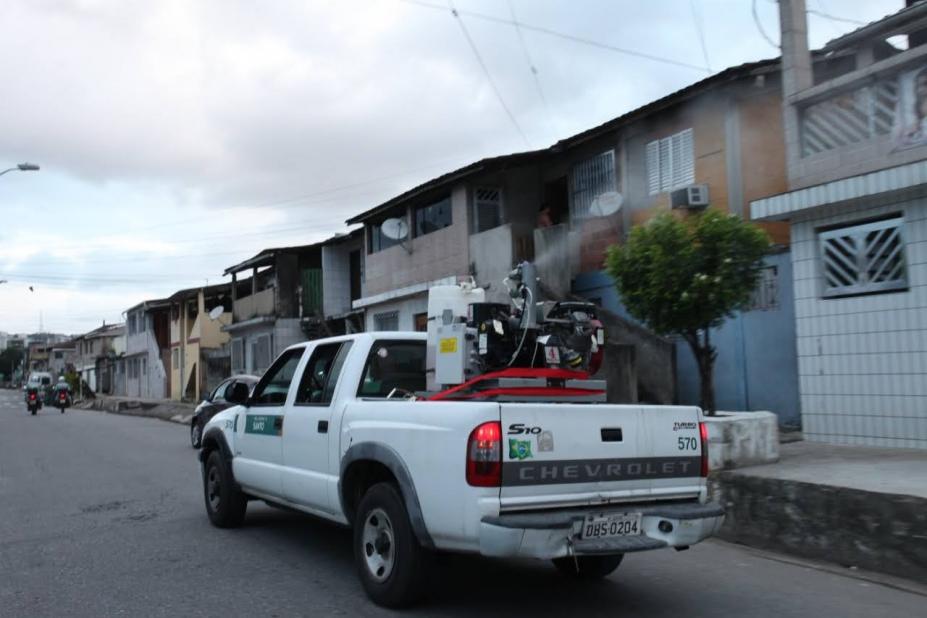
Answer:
362;508;395;582
207;466;221;511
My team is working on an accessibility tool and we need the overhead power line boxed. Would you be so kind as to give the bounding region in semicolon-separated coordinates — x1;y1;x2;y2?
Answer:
753;0;779;50
690;0;712;73
400;0;710;73
446;0;530;147
806;7;867;27
506;0;554;125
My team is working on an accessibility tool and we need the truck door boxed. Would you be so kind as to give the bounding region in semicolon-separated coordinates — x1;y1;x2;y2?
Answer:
233;347;305;498
281;341;353;512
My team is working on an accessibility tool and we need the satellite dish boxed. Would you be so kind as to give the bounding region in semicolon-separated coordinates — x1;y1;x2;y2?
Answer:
380;217;409;241
208;306;224;320
589;191;623;217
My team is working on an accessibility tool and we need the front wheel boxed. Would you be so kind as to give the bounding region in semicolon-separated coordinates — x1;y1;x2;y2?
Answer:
190;421;203;448
203;450;247;528
353;483;429;608
552;554;624;580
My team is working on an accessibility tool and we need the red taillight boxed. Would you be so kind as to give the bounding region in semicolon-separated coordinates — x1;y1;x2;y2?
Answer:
59;393;66;400
699;421;710;477
466;421;502;487
29;393;36;401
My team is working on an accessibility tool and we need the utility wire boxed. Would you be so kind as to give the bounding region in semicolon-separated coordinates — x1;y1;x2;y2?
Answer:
806;7;867;27
401;0;709;73
753;0;779;50
506;0;554;126
446;0;530;147
690;0;712;73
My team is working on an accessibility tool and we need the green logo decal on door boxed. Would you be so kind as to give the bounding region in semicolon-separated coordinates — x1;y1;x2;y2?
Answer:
245;414;282;436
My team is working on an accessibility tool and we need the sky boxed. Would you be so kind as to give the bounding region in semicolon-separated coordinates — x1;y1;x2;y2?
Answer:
0;0;904;334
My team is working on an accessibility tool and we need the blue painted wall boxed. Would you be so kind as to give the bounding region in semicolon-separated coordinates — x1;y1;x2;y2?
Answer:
573;251;801;426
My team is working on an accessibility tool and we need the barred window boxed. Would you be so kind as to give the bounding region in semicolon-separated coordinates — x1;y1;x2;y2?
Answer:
646;128;694;195
231;339;244;373
473;187;502;233
570;150;616;221
748;266;779;311
373;311;400;331
819;217;907;298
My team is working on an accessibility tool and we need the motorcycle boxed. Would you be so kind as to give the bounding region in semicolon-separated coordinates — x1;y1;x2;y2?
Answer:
26;387;41;416
55;387;70;413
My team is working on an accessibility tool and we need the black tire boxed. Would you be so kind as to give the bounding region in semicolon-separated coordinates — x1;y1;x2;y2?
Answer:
552;554;624;580
190;420;203;449
353;483;428;608
30;407;37;416
203;450;247;528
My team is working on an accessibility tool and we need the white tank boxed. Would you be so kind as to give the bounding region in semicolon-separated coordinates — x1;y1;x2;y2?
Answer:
426;281;485;390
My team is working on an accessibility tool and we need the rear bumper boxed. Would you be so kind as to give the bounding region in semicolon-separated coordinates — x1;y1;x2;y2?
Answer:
478;502;724;560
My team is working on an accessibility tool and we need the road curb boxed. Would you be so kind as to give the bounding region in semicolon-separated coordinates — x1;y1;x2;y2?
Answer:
76;398;194;426
712;472;927;584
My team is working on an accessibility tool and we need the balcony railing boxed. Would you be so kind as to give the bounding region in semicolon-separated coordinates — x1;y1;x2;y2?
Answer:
800;77;898;157
233;287;275;322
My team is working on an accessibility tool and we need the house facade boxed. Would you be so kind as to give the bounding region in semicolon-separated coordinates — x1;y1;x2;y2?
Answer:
124;298;171;399
222;231;366;376
347;62;801;421
169;284;232;402
752;0;927;449
72;323;126;395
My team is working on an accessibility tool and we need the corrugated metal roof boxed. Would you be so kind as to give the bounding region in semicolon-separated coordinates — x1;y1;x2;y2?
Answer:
822;1;927;52
751;159;927;220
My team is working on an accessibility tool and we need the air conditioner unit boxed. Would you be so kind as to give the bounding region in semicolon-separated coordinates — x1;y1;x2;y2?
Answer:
670;184;709;209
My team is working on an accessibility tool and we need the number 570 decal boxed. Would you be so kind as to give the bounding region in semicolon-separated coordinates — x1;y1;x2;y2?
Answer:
677;437;698;451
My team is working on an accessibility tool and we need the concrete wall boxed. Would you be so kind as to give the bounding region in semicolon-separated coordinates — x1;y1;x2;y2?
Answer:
674;252;801;426
469;223;515;305
791;196;927;449
321;235;363;317
364;294;428;332
363;186;470;297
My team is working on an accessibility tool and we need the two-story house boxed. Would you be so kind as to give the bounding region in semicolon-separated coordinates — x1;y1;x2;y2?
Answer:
752;0;927;449
168;284;232;402
222;230;365;376
72;323;126;395
124;298;171;399
347;58;801;421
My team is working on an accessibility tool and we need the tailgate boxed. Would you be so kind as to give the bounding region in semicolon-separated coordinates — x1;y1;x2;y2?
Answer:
499;403;703;510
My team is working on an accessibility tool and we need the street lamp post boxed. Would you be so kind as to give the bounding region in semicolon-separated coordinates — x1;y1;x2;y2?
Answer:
0;162;40;177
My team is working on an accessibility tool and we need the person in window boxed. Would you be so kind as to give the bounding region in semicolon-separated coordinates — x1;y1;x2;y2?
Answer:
537;204;554;228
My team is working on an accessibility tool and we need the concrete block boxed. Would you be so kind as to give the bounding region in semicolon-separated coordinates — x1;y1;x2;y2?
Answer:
703;411;779;470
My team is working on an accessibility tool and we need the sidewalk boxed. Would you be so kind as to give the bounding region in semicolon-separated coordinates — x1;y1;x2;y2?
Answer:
76;395;196;425
713;440;927;583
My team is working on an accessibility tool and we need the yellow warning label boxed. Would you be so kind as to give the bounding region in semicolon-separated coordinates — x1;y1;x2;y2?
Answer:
439;337;458;354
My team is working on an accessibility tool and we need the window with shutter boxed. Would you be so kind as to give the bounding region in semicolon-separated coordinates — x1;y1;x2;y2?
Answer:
819;217;907;298
646;128;694;195
473;187;503;233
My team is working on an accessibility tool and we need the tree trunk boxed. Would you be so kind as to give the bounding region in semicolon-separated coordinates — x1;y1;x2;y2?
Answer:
685;328;717;416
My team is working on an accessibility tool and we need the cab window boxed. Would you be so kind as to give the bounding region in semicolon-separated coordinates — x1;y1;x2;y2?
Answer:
210;379;232;403
295;342;352;405
357;340;425;398
249;348;304;406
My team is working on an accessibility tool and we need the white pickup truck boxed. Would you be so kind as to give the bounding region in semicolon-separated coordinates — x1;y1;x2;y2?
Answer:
199;332;723;607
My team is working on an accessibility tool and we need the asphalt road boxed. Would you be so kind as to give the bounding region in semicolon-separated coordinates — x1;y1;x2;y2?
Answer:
0;388;924;617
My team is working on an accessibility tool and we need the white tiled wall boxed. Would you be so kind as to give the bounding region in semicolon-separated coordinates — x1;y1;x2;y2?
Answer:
791;197;927;449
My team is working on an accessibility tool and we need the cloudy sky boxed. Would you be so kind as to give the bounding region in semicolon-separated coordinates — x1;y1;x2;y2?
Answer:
0;0;902;334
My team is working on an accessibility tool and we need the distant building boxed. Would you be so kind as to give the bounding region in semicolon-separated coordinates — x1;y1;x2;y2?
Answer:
124;298;171;399
168;283;232;402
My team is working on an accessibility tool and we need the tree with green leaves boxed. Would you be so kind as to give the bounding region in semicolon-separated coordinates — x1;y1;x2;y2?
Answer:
605;210;770;415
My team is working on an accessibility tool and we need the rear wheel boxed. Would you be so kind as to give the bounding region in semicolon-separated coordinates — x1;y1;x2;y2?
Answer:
353;483;428;608
203;450;247;528
553;554;624;580
29;407;37;416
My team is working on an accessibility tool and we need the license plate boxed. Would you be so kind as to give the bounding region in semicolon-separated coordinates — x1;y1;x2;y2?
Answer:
580;513;642;540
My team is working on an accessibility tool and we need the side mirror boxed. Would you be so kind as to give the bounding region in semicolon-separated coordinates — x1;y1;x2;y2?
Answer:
226;381;250;405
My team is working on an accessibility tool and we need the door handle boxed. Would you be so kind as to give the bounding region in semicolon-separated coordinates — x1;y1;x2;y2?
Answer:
601;428;623;442
274;416;283;435
318;420;329;434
